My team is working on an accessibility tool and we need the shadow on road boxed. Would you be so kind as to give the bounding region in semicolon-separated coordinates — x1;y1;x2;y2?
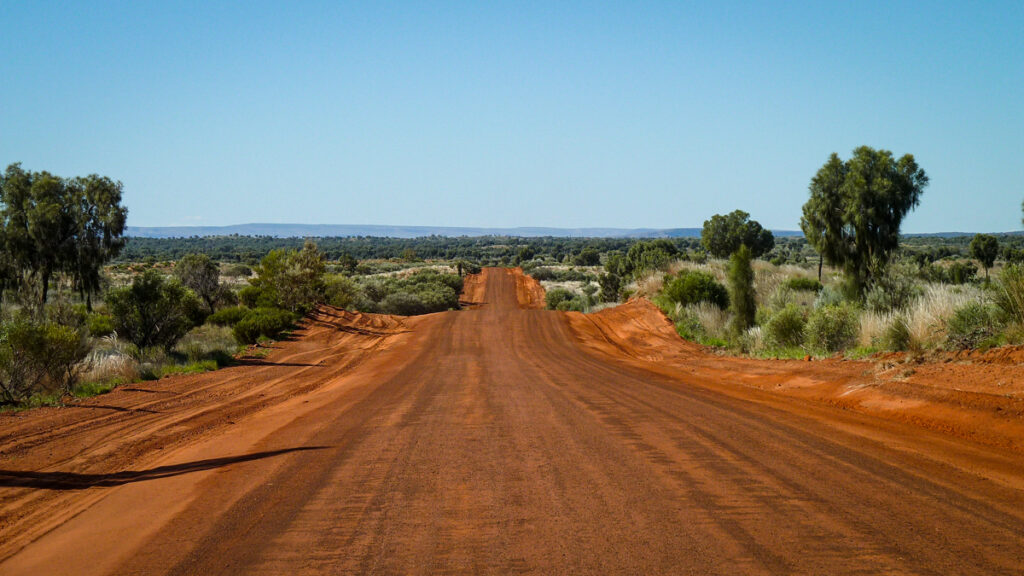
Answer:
0;446;328;491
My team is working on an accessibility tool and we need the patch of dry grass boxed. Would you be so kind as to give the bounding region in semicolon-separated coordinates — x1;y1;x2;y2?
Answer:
905;284;986;348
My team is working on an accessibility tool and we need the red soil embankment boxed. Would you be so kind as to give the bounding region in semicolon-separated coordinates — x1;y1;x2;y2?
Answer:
459;271;486;308
567;298;1024;453
513;267;546;309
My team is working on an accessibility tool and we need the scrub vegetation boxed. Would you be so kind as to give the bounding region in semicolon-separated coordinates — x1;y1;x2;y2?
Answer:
3;147;1023;407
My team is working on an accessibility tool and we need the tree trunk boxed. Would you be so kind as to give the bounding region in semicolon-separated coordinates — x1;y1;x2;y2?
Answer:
40;268;50;306
817;258;823;282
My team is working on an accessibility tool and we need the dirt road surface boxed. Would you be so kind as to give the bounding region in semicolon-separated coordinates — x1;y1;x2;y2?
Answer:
2;268;1023;574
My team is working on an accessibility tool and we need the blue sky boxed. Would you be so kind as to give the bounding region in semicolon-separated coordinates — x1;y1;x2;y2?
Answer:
1;1;1021;232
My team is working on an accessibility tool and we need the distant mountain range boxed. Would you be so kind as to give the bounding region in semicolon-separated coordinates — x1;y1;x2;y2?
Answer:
125;223;805;239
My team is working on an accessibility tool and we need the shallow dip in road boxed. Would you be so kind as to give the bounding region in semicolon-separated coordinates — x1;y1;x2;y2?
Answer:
2;268;1023;575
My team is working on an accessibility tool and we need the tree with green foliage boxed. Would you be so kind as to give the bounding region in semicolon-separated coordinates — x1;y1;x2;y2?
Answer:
107;269;203;350
249;240;327;313
969;233;999;279
574;247;601;266
625;239;679;277
800;153;847;282
0;164;127;309
175;253;223;313
336;252;358;275
598;273;621;303
69;174;128;310
701;210;775;259
800;146;928;296
727;244;756;334
516;245;536;265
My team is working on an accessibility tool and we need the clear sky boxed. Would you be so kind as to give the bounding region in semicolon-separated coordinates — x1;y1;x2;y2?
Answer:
1;1;1021;232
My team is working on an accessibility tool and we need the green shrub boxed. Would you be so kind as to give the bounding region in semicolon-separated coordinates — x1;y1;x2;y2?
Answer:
555;298;586;312
0;319;90;404
239;284;278;309
664;270;729;309
106;270;202;350
805;305;858;353
232;308;296;345
783;277;823;292
763;304;807;348
352;270;462;315
207;306;250;327
948;261;978;285
865;272;920;313
87;313;115;337
380;292;428;315
530;267;595;283
881;315;912;351
946;302;1001;350
545;288;575;310
598;273;621;303
174;325;240;366
324;274;360;309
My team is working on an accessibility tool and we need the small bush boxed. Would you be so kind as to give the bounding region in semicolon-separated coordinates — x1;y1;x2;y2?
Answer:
324;274;360;309
232;308;296;345
865;272;920;313
87;314;115;337
174;325;240;366
664;270;729;309
880;315;912;351
763;304;807;348
239;284;278;309
948;261;978;285
380;292;428;315
946;302;1001;350
0;319;91;404
207;306;250;327
783;277;823;292
546;288;575;310
805;305;859;353
106;270;203;350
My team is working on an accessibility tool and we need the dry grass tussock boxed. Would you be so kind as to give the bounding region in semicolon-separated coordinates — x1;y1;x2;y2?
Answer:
685;301;730;341
905;284;987;348
858;310;898;348
628;271;666;300
81;334;140;384
668;260;727;283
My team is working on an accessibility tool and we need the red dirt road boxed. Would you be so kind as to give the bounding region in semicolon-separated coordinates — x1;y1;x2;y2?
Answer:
2;268;1024;574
